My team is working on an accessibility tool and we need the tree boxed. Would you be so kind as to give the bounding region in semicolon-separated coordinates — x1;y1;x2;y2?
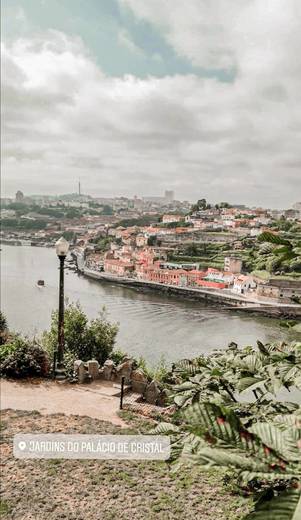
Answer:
0;312;8;345
102;205;113;215
42;302;119;366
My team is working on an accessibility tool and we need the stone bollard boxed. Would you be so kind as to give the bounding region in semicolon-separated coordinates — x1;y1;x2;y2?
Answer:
115;358;134;384
157;389;168;407
131;369;148;394
87;360;99;380
144;380;161;405
73;360;87;384
103;360;115;381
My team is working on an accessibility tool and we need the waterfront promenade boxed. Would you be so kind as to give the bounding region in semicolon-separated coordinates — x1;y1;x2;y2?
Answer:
82;268;301;318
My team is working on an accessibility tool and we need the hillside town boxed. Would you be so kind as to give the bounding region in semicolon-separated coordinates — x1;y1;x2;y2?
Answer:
2;190;301;306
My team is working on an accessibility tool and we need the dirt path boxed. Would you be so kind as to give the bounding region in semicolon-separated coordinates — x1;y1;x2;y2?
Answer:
0;378;125;426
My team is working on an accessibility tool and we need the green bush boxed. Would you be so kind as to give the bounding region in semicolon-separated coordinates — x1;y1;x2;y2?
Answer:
0;336;50;378
42;302;119;366
110;348;128;365
0;311;8;346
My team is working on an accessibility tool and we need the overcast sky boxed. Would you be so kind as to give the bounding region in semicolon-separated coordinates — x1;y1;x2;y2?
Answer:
1;0;301;207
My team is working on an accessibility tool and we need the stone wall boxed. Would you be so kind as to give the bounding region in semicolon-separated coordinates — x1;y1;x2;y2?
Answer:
73;357;167;406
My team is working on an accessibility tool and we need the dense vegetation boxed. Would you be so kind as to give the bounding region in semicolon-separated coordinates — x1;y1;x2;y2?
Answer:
168;227;301;277
154;340;301;519
0;336;50;378
114;215;161;228
42;302;119;369
0;305;119;378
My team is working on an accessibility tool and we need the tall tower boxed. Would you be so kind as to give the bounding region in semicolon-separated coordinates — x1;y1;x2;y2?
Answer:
78;179;81;197
165;190;174;202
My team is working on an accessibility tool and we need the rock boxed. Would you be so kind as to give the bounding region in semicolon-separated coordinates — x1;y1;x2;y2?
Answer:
144;380;161;405
102;359;115;381
157;389;168;407
73;360;87;384
115;359;134;384
87;360;99;380
131;369;148;394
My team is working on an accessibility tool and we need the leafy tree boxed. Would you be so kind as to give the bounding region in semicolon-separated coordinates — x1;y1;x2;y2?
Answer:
0;312;8;346
102;205;113;215
42;302;118;366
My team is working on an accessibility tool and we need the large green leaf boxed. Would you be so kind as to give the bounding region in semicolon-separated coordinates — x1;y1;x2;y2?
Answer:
245;489;301;520
248;422;300;462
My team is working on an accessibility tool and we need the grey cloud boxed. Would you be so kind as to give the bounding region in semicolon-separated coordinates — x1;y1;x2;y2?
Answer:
1;22;301;208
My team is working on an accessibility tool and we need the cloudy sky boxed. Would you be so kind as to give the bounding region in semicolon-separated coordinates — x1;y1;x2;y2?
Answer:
1;0;301;207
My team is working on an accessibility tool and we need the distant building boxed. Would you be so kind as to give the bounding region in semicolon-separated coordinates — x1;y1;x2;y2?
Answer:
15;190;24;202
162;214;182;224
256;279;301;303
165;190;174;202
232;275;256;295
284;209;299;220
224;257;242;274
104;258;135;277
136;234;148;247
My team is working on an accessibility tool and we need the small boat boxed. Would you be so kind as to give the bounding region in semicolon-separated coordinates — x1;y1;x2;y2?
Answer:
37;280;45;286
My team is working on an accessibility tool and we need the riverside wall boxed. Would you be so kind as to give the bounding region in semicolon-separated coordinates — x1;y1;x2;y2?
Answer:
81;268;301;319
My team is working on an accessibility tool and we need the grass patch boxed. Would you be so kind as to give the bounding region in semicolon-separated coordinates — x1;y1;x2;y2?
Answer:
0;499;12;516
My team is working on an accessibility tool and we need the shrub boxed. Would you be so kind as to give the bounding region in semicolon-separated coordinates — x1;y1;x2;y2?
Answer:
137;355;169;383
42;302;119;367
110;349;128;365
0;336;50;378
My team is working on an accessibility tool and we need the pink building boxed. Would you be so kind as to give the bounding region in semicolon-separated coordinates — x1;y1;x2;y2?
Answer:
104;258;135;277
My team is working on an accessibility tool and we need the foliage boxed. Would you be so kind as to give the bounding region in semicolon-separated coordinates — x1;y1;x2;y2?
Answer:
95;237;113;252
0;336;50;378
190;198;213;212
114;215;160;228
167;341;301;421
1;218;48;230
137;355;169;383
154;403;301;520
0;311;8;346
255;232;301;274
153;340;301;519
110;348;128;365
42;302;118;367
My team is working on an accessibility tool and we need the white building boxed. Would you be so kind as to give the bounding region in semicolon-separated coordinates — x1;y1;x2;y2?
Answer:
162;214;182;224
232;275;256;295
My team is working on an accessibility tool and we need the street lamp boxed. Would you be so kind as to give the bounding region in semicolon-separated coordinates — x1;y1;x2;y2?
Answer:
55;237;69;380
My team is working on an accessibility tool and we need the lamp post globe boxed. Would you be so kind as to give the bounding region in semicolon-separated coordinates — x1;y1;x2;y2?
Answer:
54;237;69;380
55;237;69;258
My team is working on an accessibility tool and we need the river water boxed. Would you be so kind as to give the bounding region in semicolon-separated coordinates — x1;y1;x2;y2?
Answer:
1;245;300;365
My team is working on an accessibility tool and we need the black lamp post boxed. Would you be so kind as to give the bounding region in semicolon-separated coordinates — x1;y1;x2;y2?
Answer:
55;237;69;380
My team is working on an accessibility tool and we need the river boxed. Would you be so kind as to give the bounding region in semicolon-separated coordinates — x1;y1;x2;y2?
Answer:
1;245;300;365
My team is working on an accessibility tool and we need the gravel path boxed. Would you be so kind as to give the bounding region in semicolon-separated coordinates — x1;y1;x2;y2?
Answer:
0;379;124;426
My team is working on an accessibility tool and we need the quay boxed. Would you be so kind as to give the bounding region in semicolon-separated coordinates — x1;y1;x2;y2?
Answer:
81;267;301;319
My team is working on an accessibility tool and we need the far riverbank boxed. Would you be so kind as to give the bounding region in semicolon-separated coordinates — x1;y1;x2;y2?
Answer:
80;267;301;320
